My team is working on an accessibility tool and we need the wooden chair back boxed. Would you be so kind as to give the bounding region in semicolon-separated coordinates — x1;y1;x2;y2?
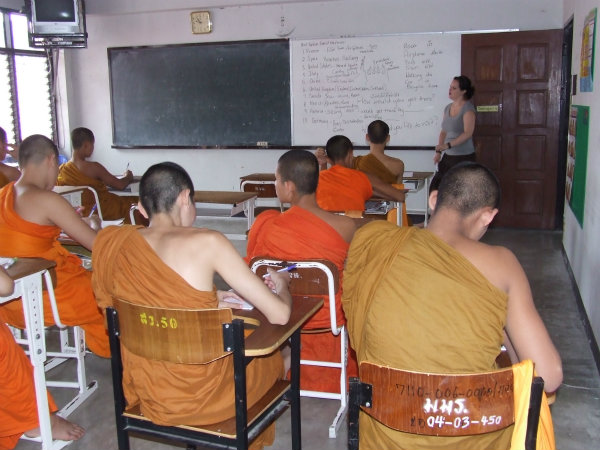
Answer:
357;361;515;436
349;361;545;450
113;298;233;364
241;181;277;198
249;257;339;296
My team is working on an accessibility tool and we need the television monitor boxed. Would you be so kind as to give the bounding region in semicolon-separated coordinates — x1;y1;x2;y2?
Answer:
27;0;87;47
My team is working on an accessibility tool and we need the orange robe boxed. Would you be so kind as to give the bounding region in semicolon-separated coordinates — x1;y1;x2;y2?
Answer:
0;183;109;358
246;206;358;393
57;161;137;223
316;165;372;212
92;225;282;448
0;322;58;450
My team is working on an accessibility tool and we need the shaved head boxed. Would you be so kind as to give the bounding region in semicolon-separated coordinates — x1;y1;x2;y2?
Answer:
277;150;319;195
18;135;58;166
435;162;500;216
139;162;194;218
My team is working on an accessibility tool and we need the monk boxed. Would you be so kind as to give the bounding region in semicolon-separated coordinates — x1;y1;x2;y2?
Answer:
353;120;404;183
316;135;405;212
0;268;85;449
342;162;562;449
0;134;109;358
57;127;137;223
92;162;292;449
246;150;357;393
0;126;20;188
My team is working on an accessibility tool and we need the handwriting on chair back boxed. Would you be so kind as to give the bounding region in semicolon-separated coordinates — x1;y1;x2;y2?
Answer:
242;183;277;197
360;362;515;436
114;298;233;364
251;258;339;295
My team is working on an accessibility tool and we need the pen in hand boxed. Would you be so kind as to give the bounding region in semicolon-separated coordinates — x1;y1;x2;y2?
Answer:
262;264;297;278
88;204;97;217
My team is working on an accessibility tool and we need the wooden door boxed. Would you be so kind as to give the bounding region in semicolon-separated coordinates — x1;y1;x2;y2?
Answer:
462;30;562;229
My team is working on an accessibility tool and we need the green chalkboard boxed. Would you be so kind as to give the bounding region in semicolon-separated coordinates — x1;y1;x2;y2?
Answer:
108;39;291;148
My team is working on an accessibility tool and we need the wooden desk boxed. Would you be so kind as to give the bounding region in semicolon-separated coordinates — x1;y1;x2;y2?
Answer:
402;171;434;225
234;295;322;357
0;258;67;450
193;191;257;240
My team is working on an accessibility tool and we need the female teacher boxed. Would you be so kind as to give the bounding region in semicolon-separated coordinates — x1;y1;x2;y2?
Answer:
430;75;476;191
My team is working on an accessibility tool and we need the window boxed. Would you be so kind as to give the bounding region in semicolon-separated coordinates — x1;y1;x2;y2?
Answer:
1;9;54;149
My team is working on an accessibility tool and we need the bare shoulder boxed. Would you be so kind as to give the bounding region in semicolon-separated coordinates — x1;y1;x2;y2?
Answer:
313;208;356;243
458;239;521;292
80;160;105;178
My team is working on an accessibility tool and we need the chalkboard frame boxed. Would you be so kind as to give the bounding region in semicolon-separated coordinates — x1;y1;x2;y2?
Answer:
108;38;292;149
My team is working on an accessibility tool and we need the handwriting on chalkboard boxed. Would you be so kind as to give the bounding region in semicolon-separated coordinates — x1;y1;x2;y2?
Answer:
291;34;460;146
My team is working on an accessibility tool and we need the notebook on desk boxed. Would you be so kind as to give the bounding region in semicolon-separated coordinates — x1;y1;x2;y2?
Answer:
364;200;393;215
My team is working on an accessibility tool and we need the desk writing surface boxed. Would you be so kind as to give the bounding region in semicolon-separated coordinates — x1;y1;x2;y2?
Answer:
53;185;89;195
240;173;276;182
235;295;322;357
402;171;434;181
193;191;257;205
4;257;55;281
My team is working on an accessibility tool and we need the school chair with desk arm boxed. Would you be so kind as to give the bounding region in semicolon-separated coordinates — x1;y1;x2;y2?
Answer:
53;185;105;222
1;257;97;450
249;257;348;439
107;295;322;450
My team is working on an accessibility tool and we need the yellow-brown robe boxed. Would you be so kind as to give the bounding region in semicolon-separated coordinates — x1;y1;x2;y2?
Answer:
342;221;555;449
57;161;137;223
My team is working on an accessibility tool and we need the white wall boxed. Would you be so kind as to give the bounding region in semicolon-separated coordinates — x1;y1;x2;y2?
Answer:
562;0;600;350
59;0;563;215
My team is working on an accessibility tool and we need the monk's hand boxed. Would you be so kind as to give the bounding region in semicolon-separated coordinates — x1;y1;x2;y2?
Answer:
433;151;442;164
123;170;134;181
82;215;101;231
315;147;328;170
265;268;292;295
217;289;245;309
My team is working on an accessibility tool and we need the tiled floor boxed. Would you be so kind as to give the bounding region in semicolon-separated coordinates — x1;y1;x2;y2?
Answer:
14;227;600;449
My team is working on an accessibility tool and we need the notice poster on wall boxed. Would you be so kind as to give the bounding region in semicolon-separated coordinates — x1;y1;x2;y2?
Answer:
580;8;596;92
566;105;589;227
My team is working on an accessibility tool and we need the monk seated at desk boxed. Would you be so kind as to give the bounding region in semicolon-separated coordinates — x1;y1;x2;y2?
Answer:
57;127;138;223
1;268;85;449
246;150;357;393
0;126;20;189
0;134;109;358
354;119;404;183
92;162;292;449
342;162;562;449
316;135;405;213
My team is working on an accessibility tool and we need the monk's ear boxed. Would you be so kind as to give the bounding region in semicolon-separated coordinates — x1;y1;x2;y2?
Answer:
137;201;149;219
479;207;498;227
176;189;191;207
365;133;371;144
428;190;438;211
385;135;391;145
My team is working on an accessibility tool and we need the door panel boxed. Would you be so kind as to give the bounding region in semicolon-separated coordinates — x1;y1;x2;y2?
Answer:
462;30;562;229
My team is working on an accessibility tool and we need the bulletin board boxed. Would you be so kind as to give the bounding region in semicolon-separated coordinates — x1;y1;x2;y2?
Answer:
566;105;589;227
